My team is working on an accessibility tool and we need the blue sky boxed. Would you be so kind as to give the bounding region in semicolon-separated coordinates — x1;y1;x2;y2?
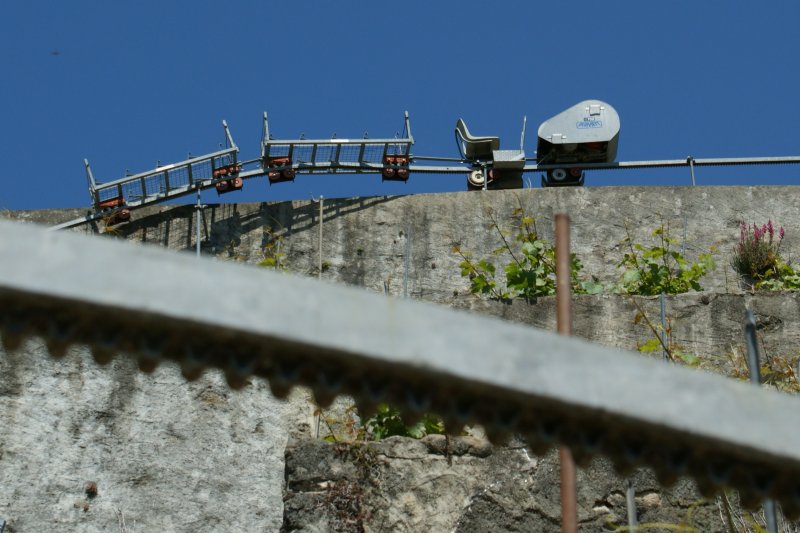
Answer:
2;1;799;210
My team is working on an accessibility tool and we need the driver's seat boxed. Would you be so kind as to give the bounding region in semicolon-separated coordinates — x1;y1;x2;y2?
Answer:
454;119;500;161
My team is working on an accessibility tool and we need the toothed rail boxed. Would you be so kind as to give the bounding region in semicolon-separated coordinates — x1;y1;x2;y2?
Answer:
2;218;800;515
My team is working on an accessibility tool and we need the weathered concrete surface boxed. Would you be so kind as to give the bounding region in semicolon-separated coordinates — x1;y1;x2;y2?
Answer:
4;187;800;531
283;437;726;533
457;292;800;365
0;339;289;532
21;186;800;298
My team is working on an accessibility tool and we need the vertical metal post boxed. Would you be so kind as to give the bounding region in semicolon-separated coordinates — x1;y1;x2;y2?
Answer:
745;309;778;533
625;479;638;532
84;159;98;207
745;310;762;384
261;112;270;160
403;224;412;298
314;194;323;441
222;119;237;150
660;292;668;362
318;196;324;280
555;214;577;533
195;189;202;258
482;165;489;192
688;156;696;186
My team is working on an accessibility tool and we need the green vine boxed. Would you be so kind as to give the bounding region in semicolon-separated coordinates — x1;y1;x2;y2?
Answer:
364;404;444;440
616;221;715;295
319;404;444;443
454;205;602;300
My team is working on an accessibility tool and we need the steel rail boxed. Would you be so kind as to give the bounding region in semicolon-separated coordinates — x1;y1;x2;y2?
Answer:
55;154;800;231
528;155;800;172
3;218;800;515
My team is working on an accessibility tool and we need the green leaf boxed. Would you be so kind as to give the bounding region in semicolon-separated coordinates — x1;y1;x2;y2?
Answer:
477;259;496;275
622;269;641;284
676;352;701;367
580;280;604;294
638;338;662;353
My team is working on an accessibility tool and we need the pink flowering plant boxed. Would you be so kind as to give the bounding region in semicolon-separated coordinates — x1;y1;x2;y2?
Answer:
732;221;800;290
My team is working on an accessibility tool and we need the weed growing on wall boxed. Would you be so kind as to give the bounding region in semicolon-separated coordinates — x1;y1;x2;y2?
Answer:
732;221;800;291
725;346;800;394
630;298;699;366
454;205;602;300
612;498;708;532
365;404;444;440
616;221;715;295
318;404;444;443
258;227;287;270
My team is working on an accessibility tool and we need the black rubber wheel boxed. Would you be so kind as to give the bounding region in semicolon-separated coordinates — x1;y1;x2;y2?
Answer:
548;168;569;183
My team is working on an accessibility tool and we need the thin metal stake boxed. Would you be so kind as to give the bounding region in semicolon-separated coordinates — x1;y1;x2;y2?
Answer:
403;224;412;298
660;292;668;362
745;309;778;533
688;156;696;186
555;213;577;533
318;196;324;280
626;479;638;532
195;189;205;258
745;310;762;384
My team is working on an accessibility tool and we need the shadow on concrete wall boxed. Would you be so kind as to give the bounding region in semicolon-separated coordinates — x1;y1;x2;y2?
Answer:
114;195;402;254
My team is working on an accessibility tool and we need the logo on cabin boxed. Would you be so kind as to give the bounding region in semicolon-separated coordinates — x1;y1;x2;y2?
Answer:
577;120;603;129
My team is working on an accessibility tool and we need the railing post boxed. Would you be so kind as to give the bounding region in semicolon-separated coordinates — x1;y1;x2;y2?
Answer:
555;213;577;533
194;189;206;258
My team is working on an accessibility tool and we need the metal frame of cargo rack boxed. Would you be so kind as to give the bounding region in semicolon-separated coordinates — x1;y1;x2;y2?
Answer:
260;111;414;176
83;121;240;214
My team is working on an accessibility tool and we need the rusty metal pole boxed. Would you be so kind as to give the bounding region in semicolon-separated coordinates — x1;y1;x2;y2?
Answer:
555;213;578;533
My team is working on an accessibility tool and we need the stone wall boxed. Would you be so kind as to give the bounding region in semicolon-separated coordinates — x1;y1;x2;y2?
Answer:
283;437;729;532
23;186;800;299
3;186;800;531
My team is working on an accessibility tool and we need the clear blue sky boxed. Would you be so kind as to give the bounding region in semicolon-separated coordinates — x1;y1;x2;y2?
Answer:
2;1;799;210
